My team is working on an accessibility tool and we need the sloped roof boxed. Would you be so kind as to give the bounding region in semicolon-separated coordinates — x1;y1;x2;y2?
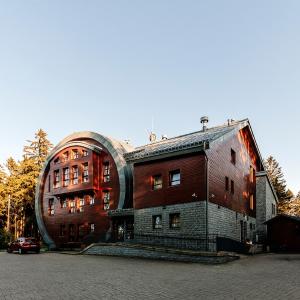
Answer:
124;119;248;162
264;214;300;224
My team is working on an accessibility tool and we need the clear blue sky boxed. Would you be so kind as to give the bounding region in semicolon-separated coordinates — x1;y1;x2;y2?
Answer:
0;1;299;193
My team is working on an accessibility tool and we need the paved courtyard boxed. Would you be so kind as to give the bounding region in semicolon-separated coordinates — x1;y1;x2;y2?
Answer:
0;252;300;300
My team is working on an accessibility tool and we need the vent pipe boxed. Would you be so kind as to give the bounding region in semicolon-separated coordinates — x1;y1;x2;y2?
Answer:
200;116;209;131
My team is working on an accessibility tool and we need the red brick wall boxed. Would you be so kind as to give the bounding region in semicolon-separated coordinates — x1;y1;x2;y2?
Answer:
207;127;261;217
133;153;207;209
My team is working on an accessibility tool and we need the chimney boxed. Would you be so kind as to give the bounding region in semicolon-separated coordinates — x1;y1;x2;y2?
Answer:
200;116;209;131
149;132;157;143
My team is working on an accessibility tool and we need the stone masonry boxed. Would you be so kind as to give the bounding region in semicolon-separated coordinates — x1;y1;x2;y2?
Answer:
256;172;277;243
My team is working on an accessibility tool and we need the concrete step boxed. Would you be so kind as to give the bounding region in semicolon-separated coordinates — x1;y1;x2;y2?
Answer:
80;242;240;264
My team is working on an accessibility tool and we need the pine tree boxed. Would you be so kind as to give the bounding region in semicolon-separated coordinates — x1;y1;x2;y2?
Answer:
264;156;291;202
3;130;53;238
24;129;53;169
21;129;53;236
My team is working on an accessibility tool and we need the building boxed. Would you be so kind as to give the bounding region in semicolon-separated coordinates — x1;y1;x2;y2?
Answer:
35;118;277;250
265;214;300;252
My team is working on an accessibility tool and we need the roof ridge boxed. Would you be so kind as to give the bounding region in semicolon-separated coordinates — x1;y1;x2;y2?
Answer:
133;119;247;150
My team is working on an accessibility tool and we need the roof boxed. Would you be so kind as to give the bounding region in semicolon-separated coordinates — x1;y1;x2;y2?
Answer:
264;214;300;224
124;119;249;162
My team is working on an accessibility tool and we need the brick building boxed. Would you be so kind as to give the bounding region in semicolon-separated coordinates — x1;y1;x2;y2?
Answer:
35;119;277;250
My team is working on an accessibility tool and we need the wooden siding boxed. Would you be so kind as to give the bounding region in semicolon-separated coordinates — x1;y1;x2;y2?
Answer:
133;153;207;209
206;127;262;217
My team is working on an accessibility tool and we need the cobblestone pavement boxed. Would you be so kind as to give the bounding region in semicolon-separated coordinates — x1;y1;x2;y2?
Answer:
0;252;300;300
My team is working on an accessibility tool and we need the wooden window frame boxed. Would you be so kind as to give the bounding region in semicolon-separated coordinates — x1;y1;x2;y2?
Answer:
152;174;162;190
152;215;162;229
169;170;181;186
169;213;181;229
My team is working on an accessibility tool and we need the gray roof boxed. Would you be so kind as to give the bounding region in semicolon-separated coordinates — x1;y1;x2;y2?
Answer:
264;214;300;224
125;119;248;162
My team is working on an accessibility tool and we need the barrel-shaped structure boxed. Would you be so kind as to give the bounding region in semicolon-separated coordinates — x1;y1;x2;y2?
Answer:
35;132;133;249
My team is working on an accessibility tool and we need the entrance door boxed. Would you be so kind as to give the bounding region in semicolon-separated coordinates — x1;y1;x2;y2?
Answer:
240;221;247;242
112;217;134;242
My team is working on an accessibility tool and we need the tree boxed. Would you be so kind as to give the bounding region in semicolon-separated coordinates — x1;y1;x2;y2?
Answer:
21;129;53;236
0;164;7;219
264;156;292;202
278;197;300;216
2;129;53;239
24;129;53;169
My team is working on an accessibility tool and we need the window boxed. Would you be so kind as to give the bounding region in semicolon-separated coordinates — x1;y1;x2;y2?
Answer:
72;166;79;185
62;151;69;162
89;223;95;233
250;194;254;210
82;163;89;183
231;180;235;194
60;224;65;236
169;213;180;229
103;191;110;210
48;199;54;216
60;198;67;208
152;215;162;229
250;166;255;183
152;175;162;190
69;224;75;242
79;198;85;213
54;157;60;164
231;149;236;165
69;199;76;214
89;195;95;205
82;150;88;157
103;162;110;182
225;176;229;191
169;170;181;186
272;203;276;215
54;170;60;188
63;168;70;187
72;149;79;159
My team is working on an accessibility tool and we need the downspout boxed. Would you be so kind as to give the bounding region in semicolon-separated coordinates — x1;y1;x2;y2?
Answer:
204;152;209;251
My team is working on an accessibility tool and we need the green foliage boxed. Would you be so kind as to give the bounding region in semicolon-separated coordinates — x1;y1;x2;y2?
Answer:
264;156;292;202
